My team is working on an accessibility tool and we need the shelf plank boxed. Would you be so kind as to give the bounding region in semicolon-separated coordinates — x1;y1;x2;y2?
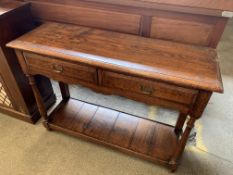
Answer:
130;119;156;154
150;124;177;160
52;100;84;127
108;113;139;148
70;103;98;133
50;98;178;164
84;107;119;141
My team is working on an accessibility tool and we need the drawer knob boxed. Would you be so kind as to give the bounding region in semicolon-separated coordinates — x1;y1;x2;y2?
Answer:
52;64;63;73
140;85;154;95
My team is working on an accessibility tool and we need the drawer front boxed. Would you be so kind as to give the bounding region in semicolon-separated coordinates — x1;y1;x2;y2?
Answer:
24;52;97;84
102;71;197;104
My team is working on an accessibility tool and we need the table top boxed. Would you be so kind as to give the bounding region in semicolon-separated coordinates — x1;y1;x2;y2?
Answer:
7;22;223;92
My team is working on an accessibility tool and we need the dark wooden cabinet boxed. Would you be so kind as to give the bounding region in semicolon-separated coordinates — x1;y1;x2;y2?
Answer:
0;1;56;123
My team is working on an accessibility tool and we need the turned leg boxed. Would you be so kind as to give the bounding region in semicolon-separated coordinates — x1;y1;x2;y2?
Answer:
59;82;70;100
28;75;50;130
175;112;188;135
169;117;196;172
169;91;212;172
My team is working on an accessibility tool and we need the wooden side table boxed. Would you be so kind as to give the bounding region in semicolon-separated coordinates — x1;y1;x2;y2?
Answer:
7;22;223;171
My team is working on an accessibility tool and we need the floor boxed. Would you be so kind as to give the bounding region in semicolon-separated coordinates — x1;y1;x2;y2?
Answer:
0;20;233;175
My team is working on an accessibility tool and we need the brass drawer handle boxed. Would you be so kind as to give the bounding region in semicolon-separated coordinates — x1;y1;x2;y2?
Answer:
140;85;154;95
52;64;63;73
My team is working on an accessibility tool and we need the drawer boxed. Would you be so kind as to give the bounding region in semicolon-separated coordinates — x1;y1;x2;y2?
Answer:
102;71;197;104
24;52;97;84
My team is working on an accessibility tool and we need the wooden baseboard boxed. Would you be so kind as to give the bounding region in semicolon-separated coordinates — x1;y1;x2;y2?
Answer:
0;92;56;124
0;105;33;123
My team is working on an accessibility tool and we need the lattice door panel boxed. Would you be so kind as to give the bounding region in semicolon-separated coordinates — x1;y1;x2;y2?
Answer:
0;78;13;108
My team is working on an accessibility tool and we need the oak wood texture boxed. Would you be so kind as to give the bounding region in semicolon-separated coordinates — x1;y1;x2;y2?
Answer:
7;22;223;93
102;71;197;105
50;98;178;164
0;1;56;123
8;22;222;171
15;52;192;114
86;0;233;12
59;82;70;100
23;0;233;17
24;52;98;84
155;0;233;11
31;1;141;35
20;0;228;48
170;90;212;172
174;113;188;135
150;16;214;46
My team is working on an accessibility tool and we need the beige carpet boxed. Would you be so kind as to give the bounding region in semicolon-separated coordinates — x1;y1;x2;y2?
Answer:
0;20;233;175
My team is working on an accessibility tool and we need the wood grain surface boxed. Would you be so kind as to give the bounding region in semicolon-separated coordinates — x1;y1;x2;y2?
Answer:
50;98;178;163
7;15;222;171
21;0;228;47
85;0;233;12
7;22;223;92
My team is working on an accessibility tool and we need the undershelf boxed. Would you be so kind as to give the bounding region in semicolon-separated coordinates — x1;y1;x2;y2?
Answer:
48;98;178;165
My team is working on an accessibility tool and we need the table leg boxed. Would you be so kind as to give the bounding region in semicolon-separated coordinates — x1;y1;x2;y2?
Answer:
169;117;196;172
28;75;50;130
175;112;188;135
169;91;212;172
59;82;70;100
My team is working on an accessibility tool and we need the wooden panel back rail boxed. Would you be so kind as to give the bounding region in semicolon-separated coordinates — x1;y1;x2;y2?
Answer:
86;0;233;13
7;22;223;171
19;0;230;48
